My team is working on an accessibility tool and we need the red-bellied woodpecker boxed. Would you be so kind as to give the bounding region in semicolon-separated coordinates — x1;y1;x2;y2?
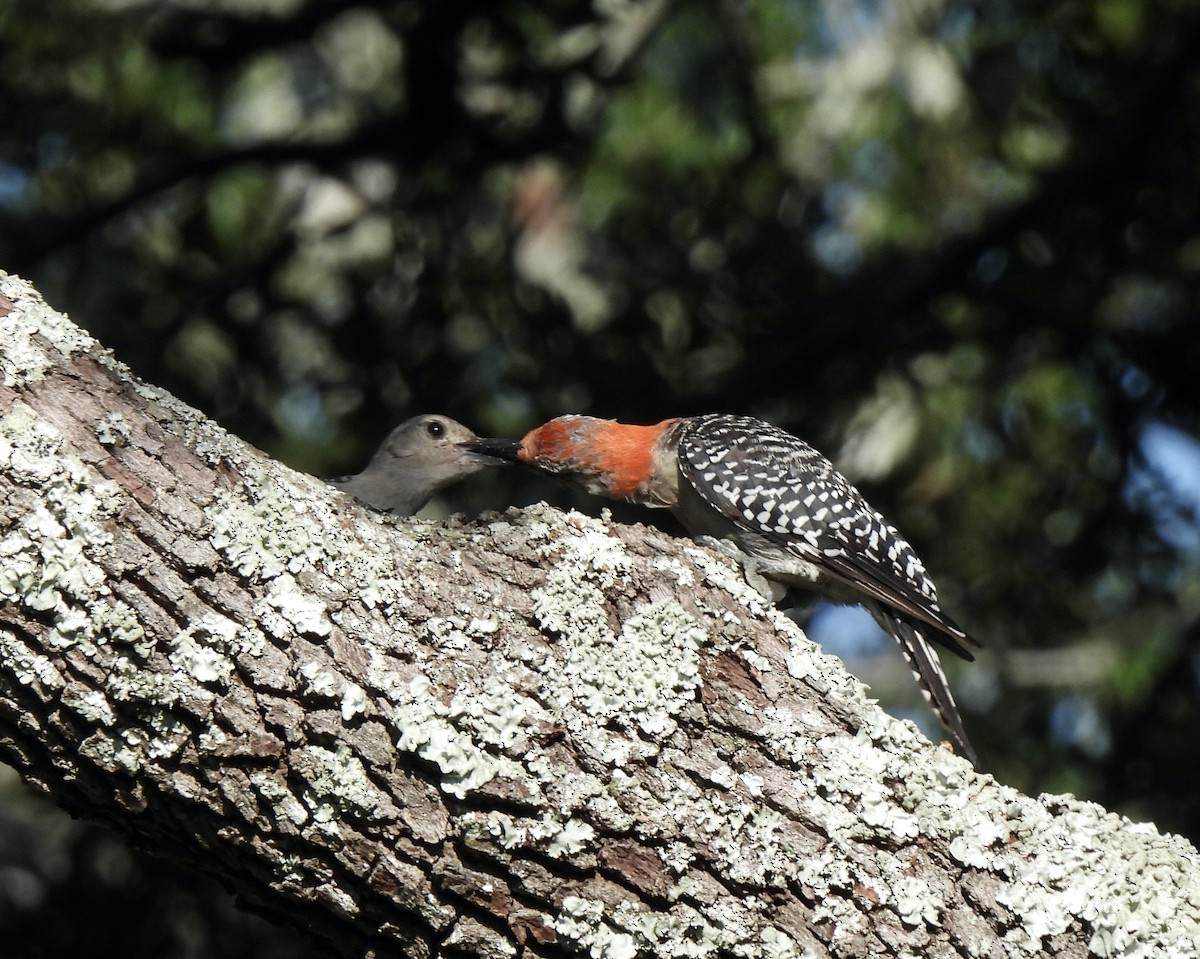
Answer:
465;413;981;763
330;414;507;516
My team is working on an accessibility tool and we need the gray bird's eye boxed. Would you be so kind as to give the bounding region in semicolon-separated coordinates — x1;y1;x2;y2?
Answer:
426;420;446;438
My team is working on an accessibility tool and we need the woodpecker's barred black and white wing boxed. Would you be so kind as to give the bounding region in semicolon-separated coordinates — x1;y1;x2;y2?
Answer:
676;414;980;762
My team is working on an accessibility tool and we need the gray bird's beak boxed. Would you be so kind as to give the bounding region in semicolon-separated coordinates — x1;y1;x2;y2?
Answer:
458;437;522;464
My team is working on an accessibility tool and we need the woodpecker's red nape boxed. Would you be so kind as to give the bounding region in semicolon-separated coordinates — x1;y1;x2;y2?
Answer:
519;416;680;498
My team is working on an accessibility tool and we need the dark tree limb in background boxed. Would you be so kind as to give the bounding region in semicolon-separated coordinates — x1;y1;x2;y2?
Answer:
149;0;385;66
2;113;558;271
715;15;1200;410
1;270;1197;957
2;1;571;270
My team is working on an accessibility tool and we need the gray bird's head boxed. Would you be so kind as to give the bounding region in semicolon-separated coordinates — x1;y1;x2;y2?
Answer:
330;414;510;515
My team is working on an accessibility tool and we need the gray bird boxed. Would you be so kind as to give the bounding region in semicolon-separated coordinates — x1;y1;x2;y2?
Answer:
330;414;507;515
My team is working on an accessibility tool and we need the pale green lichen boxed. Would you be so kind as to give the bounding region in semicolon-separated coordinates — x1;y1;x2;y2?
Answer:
740;772;766;798
189;610;266;660
466;614;499;635
76;732;121;771
68;687;116;726
392;674;527;799
779;617;872;708
651;555;695;587
706;764;737;790
758;699;1200;958
444;919;518;958
340;682;369;721
46;605;91;648
483;811;525;849
0;513;106;610
300;660;342;698
523;752;606;814
532;572;609;646
169;639;234;685
687;896;757;950
740;648;773;673
259;573;332;638
300;745;386;823
449;676;546;750
557;893;813;959
197;728;227;752
756;927;808;959
357;573;408;610
547;816;596;858
142;707;191;759
658;840;695;876
76;710;189;774
793;844;866;938
555;896;639;959
535;531;705;737
95;412;132;447
582;783;636;833
207;463;330;579
683;543;772;615
0;406;120;619
891;876;941;928
537;520;631;586
613;900;716;959
0;273;97;386
483;810;596;858
0;629;66;690
475;513;710;777
168;616;238;685
422;615;474;654
665;781;789;888
250;770;310;826
88;601;150;656
106;649;202;709
986;796;1200;956
0;404;156;698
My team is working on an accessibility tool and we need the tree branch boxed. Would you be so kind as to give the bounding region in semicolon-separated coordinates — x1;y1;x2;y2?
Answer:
1;270;1198;957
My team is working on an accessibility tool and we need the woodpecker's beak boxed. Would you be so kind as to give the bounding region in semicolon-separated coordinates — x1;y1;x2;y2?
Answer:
457;437;522;465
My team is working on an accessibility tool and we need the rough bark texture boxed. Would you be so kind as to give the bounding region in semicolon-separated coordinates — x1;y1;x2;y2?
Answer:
0;269;1198;959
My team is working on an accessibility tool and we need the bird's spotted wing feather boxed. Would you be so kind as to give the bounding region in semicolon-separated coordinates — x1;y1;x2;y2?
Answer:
676;414;979;661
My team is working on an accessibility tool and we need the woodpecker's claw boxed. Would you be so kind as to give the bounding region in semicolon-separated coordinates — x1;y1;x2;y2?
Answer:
458;437;522;464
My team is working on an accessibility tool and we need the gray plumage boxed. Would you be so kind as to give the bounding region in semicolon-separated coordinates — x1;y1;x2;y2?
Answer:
330;414;502;515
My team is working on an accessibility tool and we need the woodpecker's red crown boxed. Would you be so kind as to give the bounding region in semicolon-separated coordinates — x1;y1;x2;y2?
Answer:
519;415;679;499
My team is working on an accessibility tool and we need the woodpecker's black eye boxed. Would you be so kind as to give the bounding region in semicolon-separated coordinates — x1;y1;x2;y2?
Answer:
425;420;446;438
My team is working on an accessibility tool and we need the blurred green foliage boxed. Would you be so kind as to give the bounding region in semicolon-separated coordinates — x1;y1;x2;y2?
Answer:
3;0;1200;953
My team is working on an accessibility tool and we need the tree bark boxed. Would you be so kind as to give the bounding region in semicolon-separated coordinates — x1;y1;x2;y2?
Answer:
0;269;1197;958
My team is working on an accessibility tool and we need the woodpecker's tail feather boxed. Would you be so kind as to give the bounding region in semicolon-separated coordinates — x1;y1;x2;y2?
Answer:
870;604;977;766
822;550;982;662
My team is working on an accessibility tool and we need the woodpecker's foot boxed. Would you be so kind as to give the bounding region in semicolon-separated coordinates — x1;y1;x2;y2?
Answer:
694;535;787;603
